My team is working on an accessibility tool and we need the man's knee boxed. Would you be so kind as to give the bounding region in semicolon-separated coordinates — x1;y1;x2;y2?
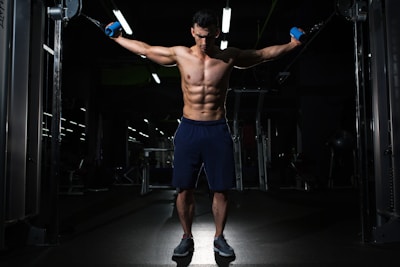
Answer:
177;188;195;194
177;188;195;201
213;191;229;200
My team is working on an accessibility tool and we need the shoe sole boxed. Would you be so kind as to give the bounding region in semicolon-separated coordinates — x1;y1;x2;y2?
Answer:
214;247;235;257
173;248;194;257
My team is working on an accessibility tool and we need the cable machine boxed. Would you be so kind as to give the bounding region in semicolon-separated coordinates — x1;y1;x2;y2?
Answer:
231;88;271;192
0;0;50;249
340;0;400;243
367;0;400;243
41;0;82;245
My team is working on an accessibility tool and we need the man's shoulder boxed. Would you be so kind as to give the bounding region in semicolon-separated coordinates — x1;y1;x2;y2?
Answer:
171;45;194;56
173;45;192;51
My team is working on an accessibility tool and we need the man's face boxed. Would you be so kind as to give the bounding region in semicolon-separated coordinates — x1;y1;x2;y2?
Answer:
191;24;220;53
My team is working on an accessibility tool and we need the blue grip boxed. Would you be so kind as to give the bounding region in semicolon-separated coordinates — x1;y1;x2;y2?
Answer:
105;21;122;37
290;27;304;41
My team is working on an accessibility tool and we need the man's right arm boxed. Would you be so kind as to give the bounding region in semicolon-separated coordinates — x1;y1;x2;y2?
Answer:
112;36;177;66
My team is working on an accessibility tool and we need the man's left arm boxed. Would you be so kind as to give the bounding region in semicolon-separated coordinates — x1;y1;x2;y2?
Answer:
234;37;301;69
260;37;301;61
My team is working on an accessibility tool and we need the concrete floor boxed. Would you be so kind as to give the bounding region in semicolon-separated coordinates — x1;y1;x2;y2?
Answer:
1;181;400;266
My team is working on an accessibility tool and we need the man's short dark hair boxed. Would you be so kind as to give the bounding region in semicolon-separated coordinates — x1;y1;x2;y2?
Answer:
192;9;220;28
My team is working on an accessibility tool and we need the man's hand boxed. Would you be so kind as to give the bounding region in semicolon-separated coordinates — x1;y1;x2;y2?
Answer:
291;36;302;46
105;22;122;38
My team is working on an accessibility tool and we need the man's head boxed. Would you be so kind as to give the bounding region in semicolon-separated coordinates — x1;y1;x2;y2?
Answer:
192;9;220;29
191;9;221;53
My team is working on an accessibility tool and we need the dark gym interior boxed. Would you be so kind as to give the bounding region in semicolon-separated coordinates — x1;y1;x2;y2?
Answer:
1;0;400;266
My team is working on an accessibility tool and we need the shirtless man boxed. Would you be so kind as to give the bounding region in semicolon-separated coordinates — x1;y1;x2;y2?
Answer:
110;9;301;258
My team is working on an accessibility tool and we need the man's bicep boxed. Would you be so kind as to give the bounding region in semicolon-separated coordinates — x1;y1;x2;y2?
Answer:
147;46;177;66
234;50;264;69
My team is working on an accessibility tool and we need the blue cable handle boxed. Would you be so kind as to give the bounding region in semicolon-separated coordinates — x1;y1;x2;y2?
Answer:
105;21;122;37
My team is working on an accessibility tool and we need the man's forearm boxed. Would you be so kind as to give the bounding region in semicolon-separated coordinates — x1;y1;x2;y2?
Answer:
113;36;149;56
263;40;300;60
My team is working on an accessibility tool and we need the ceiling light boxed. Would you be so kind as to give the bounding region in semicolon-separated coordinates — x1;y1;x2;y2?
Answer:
151;73;161;84
220;40;228;50
222;7;231;33
112;9;133;35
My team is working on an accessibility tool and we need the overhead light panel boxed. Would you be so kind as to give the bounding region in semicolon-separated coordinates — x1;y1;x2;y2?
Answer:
151;73;161;84
146;60;161;84
112;9;133;35
220;40;228;50
222;7;231;33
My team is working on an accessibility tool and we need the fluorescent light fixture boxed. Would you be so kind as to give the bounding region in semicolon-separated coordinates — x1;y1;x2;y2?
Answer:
43;44;54;55
222;7;231;33
151;73;161;84
128;136;137;142
113;9;133;35
220;40;228;50
139;132;149;138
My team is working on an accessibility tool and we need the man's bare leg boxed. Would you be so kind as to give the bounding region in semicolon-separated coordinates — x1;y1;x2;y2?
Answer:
176;189;195;237
212;191;228;237
212;191;235;257
173;189;195;257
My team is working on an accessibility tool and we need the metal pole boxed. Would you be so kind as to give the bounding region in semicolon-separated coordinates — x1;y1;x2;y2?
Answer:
47;1;64;244
141;151;150;195
0;0;13;251
385;0;400;218
232;91;243;191
353;12;370;244
255;91;267;191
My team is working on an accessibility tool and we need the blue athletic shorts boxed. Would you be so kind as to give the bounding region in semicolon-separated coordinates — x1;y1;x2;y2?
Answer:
172;117;236;191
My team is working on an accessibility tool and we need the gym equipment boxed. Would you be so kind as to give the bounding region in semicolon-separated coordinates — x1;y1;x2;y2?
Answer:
141;148;174;195
326;130;356;189
360;0;400;243
105;21;122;37
59;159;85;195
81;13;105;31
278;14;336;85
47;0;82;20
231;88;271;192
290;27;305;42
278;0;368;85
112;166;141;186
81;13;122;37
